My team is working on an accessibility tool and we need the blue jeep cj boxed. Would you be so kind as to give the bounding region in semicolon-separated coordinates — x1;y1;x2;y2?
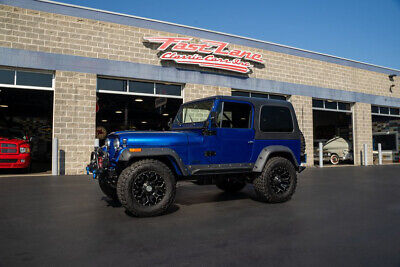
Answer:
87;95;306;217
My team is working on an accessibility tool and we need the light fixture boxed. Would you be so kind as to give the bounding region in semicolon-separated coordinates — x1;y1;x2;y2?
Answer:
0;104;8;108
135;98;143;102
115;110;122;114
162;113;169;116
389;74;397;82
141;121;147;124
101;119;107;122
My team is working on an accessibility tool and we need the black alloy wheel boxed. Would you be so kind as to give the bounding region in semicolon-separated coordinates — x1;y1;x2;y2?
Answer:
132;171;166;206
269;166;291;195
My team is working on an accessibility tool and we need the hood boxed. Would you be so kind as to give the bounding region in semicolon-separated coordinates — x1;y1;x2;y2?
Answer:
323;137;352;150
110;131;198;147
0;137;28;145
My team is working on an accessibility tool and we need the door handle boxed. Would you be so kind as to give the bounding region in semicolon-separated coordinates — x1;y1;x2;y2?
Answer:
204;151;216;157
248;141;254;144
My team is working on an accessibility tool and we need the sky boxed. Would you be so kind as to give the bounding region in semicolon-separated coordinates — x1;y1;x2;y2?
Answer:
57;0;400;70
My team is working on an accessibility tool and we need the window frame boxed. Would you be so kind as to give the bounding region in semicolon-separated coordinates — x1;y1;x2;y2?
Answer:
231;90;287;101
0;67;54;91
97;76;183;99
217;100;254;129
312;98;352;113
371;105;400;118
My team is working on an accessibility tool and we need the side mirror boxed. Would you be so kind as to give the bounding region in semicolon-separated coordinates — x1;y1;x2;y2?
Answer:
167;118;173;129
209;111;218;128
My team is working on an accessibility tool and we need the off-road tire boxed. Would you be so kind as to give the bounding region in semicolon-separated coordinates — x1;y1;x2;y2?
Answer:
98;175;119;202
253;157;297;203
117;159;176;217
216;176;246;193
330;154;340;165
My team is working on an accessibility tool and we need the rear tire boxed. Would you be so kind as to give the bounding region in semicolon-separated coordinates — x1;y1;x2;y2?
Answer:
117;159;176;217
99;175;119;202
253;157;297;203
216;176;246;193
330;154;340;165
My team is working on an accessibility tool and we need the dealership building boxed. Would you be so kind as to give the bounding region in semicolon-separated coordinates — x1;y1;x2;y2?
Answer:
0;0;399;175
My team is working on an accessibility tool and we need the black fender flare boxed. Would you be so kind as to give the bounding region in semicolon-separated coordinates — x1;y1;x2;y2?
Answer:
118;147;189;176
252;145;300;172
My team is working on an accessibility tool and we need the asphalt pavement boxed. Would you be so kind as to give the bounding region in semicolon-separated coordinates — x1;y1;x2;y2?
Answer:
0;165;400;266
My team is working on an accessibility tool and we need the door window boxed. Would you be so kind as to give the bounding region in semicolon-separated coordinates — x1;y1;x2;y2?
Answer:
217;102;252;128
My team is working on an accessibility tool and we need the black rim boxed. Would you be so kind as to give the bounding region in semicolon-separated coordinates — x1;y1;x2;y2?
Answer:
269;166;291;194
132;171;166;206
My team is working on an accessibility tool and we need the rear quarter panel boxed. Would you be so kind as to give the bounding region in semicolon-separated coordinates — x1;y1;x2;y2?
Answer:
251;139;301;165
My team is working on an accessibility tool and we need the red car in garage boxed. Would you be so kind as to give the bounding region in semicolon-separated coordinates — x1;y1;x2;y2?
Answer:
0;128;31;170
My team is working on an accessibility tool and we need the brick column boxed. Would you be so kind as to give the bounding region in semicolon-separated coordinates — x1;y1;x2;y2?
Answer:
290;95;314;166
353;102;373;165
53;71;96;175
183;83;231;103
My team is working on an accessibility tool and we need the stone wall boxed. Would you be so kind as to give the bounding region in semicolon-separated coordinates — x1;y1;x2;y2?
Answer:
1;4;398;99
290;95;314;166
353;103;373;165
53;71;96;175
183;84;231;102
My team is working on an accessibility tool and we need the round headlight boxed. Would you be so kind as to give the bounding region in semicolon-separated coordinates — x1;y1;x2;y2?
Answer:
105;138;111;148
113;138;120;148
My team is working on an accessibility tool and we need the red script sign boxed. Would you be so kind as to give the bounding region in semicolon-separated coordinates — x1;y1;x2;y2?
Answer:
144;37;264;74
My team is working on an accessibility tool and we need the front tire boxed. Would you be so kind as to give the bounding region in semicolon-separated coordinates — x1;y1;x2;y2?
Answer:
253;157;297;203
216;176;246;193
117;159;176;217
99;175;119;202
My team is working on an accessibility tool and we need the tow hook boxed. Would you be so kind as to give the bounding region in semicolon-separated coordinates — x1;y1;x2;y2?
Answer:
86;166;98;179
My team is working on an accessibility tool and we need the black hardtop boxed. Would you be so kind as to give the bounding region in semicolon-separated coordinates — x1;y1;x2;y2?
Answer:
184;95;291;107
183;95;301;140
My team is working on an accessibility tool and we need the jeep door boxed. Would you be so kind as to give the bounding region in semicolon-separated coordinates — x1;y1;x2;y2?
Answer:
213;100;255;164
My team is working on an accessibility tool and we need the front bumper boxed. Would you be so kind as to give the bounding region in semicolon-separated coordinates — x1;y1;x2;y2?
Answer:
0;154;31;169
86;147;111;179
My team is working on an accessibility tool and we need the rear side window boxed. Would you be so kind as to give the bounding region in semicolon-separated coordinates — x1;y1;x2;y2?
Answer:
260;106;293;132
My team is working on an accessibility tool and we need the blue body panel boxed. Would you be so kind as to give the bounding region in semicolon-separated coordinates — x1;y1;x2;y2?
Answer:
213;128;255;164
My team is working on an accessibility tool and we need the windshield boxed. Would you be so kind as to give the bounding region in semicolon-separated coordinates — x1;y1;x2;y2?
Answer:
0;128;26;140
174;100;214;124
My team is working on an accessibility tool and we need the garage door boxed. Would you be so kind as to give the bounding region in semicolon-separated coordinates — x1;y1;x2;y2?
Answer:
0;68;53;174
